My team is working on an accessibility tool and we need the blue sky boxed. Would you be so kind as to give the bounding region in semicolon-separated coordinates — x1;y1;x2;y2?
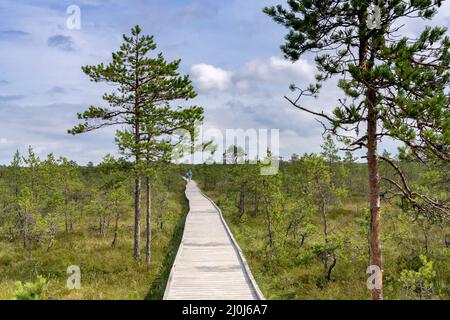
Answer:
0;0;449;164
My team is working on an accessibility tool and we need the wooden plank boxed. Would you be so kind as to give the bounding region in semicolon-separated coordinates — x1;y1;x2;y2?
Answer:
163;180;264;300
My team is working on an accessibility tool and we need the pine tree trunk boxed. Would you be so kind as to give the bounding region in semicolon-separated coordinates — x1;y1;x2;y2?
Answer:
28;236;33;259
420;223;429;255
112;204;120;248
64;188;69;233
23;210;29;250
367;88;383;300
146;177;152;267
22;215;27;250
358;16;383;298
265;197;274;246
239;187;245;217
253;193;259;217
320;194;330;278
326;256;337;281
134;175;141;260
133;33;141;261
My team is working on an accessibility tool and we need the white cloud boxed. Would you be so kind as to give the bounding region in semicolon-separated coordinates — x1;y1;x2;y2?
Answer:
236;79;250;91
190;64;233;92
190;56;315;94
242;56;315;82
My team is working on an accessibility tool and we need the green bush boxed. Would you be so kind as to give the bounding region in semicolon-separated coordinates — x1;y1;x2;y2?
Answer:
14;275;47;300
399;255;437;299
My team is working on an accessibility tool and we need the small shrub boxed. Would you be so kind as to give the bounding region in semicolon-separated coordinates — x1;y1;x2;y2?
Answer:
14;275;47;300
399;255;436;299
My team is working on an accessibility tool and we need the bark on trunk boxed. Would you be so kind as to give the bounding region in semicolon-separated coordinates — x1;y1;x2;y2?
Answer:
145;177;152;267
326;256;337;281
28;236;33;259
420;223;429;255
265;197;274;246
367;88;383;300
321;200;330;277
134;175;141;260
64;188;69;233
133;32;141;261
22;215;27;250
358;13;383;298
239;187;245;217
318;186;333;280
111;203;120;248
253;193;259;217
65;213;69;233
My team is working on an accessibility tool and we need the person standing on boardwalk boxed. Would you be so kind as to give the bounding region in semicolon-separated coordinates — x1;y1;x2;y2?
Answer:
187;169;193;182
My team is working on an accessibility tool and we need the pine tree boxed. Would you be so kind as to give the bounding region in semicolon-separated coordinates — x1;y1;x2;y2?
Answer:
265;0;449;299
6;150;24;244
69;25;203;260
224;145;249;217
57;157;83;233
321;134;340;165
96;155;130;246
301;154;346;281
260;150;284;247
118;98;203;266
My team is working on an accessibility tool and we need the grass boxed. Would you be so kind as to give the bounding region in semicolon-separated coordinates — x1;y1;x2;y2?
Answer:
1;166;448;300
0;179;188;300
200;185;450;300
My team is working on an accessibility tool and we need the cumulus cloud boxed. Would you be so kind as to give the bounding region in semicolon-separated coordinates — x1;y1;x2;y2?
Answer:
191;64;233;92
47;35;75;51
241;56;315;82
191;56;315;94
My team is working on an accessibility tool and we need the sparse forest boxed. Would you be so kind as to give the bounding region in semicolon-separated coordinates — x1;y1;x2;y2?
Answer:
0;139;448;299
0;149;189;299
194;140;449;299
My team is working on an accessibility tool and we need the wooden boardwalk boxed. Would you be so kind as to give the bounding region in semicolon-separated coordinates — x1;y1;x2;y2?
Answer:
163;180;264;300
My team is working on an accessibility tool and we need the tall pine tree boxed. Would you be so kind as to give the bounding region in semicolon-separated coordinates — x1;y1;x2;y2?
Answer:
265;0;449;299
69;25;203;260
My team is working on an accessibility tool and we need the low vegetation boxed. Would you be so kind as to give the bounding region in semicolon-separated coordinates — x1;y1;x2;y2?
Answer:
0;151;188;299
194;142;449;300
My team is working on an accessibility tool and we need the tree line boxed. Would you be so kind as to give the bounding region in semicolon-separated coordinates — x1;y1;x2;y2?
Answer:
0;149;179;261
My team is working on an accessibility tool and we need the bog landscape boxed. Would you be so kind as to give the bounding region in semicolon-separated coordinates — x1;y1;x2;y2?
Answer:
0;0;448;301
